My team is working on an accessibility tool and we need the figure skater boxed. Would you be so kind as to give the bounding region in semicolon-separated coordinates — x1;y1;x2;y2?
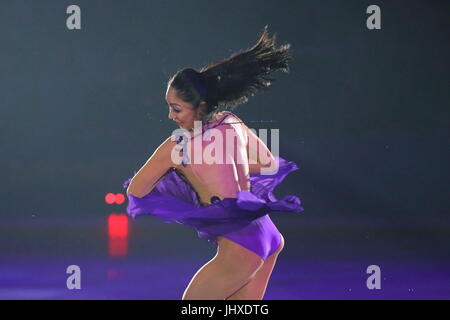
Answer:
123;25;304;300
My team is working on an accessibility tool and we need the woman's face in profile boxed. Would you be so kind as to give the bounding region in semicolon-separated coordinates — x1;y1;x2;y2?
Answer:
165;86;199;130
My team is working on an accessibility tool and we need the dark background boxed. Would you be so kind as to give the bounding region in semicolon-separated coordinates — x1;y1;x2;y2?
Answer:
0;0;449;299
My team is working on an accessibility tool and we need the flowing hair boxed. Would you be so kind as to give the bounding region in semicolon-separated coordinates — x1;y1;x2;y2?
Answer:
168;25;293;120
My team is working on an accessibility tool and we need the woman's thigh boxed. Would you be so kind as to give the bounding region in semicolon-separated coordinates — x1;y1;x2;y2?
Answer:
216;236;264;276
225;234;285;300
181;237;265;300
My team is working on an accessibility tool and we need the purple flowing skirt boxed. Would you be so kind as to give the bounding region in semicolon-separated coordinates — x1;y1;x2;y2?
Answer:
122;156;304;260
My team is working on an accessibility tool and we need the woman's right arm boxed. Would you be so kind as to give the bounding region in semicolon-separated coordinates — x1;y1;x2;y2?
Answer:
126;136;178;198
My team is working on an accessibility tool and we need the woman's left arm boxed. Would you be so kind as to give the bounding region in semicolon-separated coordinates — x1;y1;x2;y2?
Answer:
126;136;177;198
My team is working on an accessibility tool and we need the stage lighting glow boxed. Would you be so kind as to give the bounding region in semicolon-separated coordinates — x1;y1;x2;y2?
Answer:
108;214;129;238
115;193;126;205
105;193;116;205
108;213;129;257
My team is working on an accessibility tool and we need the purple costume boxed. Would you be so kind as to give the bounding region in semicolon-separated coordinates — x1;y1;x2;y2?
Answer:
122;114;304;261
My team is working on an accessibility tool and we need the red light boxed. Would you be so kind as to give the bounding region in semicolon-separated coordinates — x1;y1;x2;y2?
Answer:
107;269;120;280
105;193;116;204
108;214;129;238
109;237;128;257
115;193;126;205
108;213;129;257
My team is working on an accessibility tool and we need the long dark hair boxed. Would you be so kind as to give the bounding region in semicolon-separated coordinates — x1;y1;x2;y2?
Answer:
167;25;293;122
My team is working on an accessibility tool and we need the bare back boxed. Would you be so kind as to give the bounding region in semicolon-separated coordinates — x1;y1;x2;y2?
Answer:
174;112;250;205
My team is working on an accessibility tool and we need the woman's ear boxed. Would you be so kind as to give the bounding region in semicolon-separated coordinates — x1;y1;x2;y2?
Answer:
197;101;208;118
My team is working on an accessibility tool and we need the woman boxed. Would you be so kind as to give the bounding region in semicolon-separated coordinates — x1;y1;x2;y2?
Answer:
123;25;304;300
